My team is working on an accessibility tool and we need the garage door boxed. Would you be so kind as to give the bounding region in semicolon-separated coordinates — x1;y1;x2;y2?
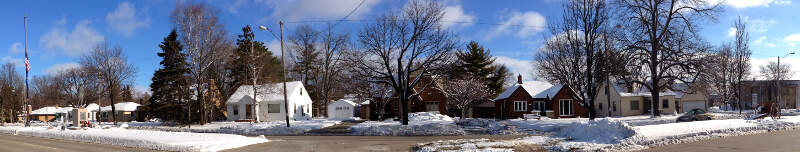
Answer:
682;101;706;113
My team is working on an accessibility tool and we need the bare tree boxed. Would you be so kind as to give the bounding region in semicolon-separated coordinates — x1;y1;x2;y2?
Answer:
731;16;751;113
615;0;720;117
348;0;457;125
80;42;136;125
760;61;794;87
171;2;228;125
0;63;24;122
56;67;97;107
316;24;349;117
441;75;491;118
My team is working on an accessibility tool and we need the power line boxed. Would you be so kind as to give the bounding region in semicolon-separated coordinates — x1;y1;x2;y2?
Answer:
283;18;545;29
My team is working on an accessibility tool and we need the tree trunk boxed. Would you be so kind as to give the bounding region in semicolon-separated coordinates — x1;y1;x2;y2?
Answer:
400;91;409;125
110;82;117;125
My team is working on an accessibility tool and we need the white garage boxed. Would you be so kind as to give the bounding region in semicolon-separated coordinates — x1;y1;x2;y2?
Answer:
682;100;706;113
327;99;356;119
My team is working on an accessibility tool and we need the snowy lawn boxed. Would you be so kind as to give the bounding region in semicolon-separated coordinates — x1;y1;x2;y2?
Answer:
498;115;800;151
126;119;341;136
0;125;267;152
349;112;466;136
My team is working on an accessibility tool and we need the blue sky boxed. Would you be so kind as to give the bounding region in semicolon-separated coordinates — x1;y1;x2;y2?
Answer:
2;0;800;94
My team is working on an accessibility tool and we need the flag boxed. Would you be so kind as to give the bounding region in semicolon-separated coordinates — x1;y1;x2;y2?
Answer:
25;54;30;72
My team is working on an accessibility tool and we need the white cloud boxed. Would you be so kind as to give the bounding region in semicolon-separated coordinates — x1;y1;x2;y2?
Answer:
784;33;800;47
265;39;282;57
226;0;248;14
265;0;381;20
727;27;736;37
106;1;150;37
709;0;791;9
40;19;105;57
8;42;22;54
486;10;546;40
133;85;152;95
751;57;800;80
765;42;777;47
440;5;476;30
45;62;80;75
1;56;23;68
749;19;777;34
494;56;536;80
754;36;767;44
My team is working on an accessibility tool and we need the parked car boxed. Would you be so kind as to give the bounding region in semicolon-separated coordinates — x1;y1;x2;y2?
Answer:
677;108;715;122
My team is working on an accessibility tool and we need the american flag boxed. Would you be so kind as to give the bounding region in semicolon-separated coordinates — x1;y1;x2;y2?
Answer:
25;53;30;72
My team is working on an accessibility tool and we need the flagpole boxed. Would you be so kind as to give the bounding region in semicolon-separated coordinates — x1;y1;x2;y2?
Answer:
24;15;30;127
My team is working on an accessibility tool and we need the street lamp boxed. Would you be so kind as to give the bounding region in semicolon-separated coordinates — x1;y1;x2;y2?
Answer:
777;51;795;111
258;23;290;127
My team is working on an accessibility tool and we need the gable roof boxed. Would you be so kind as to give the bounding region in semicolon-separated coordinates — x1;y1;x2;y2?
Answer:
495;81;562;100
226;81;305;104
99;102;141;112
331;99;357;106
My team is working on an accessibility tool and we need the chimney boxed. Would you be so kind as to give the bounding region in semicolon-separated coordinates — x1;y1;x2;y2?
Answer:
517;74;523;84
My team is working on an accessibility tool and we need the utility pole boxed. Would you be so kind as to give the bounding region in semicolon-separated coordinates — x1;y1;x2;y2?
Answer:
280;21;290;127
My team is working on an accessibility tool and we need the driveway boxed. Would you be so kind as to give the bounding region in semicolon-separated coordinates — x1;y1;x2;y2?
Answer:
0;133;159;152
643;128;800;152
224;135;529;152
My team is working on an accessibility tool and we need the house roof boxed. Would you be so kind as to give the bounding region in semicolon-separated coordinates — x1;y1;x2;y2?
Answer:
331;99;357;106
609;81;678;97
227;81;305;104
98;102;141;112
495;81;562;100
31;107;59;115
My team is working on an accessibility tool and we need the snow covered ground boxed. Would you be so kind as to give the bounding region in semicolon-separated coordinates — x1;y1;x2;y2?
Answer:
0;125;267;152
420;112;800;151
349;112;467;136
126;119;340;136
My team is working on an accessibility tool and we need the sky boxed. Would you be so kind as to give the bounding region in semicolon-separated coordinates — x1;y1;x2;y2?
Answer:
1;0;800;94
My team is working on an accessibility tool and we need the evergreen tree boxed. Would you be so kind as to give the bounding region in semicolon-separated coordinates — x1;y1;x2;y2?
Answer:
230;26;282;89
121;85;133;102
149;29;191;123
456;41;509;93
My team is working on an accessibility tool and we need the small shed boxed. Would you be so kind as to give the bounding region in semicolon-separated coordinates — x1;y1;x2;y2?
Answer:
327;99;357;119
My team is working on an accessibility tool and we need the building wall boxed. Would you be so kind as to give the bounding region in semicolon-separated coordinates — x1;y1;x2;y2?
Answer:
550;87;587;118
594;83;623;117
494;87;538;119
740;81;800;109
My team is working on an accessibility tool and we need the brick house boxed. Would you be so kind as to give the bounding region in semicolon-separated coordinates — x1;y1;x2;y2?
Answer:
409;75;447;113
494;75;587;119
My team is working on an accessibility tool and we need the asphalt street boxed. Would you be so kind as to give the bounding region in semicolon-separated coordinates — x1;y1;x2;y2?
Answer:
223;135;529;152
0;133;159;152
644;128;800;152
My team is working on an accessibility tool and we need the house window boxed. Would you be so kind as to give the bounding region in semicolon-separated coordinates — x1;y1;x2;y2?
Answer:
613;102;617;112
559;99;573;116
662;99;669;108
233;105;239;115
752;93;758;105
630;100;639;110
425;101;439;112
514;101;527;112
268;104;281;113
532;101;545;111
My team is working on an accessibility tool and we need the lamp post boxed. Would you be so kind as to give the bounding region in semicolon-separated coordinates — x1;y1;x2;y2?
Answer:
258;23;290;127
777;51;795;110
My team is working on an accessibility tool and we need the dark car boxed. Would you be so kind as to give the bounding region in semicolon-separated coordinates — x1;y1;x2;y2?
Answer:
676;108;715;122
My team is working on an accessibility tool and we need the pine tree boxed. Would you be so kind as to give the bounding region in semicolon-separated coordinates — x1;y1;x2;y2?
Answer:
149;29;191;123
456;41;509;94
121;85;133;102
229;26;282;89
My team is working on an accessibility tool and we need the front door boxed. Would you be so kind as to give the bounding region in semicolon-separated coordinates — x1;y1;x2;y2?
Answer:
246;104;253;119
643;100;651;114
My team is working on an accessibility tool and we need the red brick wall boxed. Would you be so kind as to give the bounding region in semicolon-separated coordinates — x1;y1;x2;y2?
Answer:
495;87;538;119
550;87;588;118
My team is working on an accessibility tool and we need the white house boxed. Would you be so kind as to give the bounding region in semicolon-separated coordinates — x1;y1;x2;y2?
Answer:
85;103;99;121
226;81;313;122
327;99;356;119
94;102;141;122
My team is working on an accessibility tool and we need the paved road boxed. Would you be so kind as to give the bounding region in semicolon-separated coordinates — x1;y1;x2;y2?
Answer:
645;129;800;152
224;135;528;152
0;133;159;152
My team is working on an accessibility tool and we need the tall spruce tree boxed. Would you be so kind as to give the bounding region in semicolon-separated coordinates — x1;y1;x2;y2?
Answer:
456;41;509;94
149;29;191;123
230;26;282;89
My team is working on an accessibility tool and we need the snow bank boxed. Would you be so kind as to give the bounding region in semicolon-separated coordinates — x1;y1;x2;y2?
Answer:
0;126;267;152
127;119;340;136
557;119;635;144
624;117;799;147
350;112;465;136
